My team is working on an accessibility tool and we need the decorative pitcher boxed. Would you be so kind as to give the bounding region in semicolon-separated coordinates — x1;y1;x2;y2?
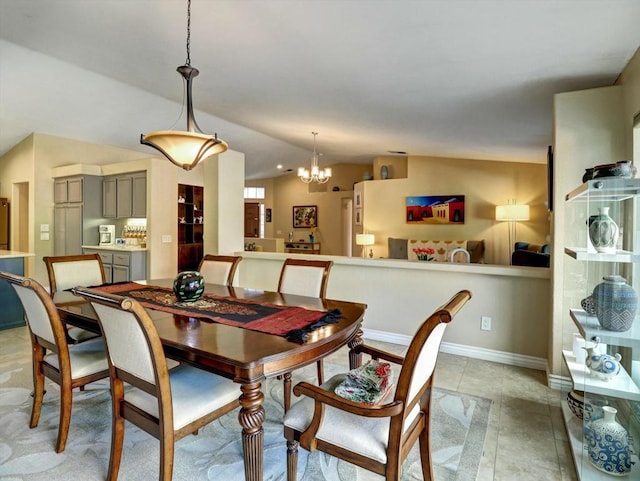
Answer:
585;347;622;381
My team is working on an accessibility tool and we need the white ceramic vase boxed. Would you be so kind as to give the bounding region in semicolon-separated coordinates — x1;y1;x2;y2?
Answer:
588;206;619;254
585;406;636;475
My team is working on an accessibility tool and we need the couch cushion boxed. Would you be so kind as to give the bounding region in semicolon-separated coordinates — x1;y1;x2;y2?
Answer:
407;240;467;262
388;238;408;259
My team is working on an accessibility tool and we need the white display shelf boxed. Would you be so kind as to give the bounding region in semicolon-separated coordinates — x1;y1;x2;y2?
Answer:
566;178;640;202
561;401;640;480
570;309;640;350
562;351;640;401
564;247;640;263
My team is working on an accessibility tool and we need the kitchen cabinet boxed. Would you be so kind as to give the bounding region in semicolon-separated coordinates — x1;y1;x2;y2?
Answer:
53;175;104;256
83;248;147;283
54;177;83;204
561;178;640;480
103;171;146;219
178;184;204;271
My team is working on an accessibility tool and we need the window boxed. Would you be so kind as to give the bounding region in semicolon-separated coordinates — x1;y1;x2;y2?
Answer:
244;187;265;199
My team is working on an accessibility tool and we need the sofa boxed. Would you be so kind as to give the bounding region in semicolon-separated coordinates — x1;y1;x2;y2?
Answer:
511;241;550;268
387;238;485;263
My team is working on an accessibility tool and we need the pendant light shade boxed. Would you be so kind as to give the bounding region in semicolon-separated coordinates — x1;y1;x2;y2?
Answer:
141;1;227;170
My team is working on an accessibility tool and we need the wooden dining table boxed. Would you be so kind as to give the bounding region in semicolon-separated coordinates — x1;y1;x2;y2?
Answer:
53;279;367;481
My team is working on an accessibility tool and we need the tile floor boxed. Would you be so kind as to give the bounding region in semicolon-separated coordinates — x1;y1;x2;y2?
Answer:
0;326;575;481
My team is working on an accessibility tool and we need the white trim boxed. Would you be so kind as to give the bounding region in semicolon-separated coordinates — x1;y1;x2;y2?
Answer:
363;328;548;371
548;372;572;392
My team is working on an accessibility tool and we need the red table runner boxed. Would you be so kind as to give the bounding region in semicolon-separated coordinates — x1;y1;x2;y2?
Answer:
94;283;340;343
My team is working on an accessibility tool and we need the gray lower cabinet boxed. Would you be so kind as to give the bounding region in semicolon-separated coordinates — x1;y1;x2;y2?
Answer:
84;248;147;283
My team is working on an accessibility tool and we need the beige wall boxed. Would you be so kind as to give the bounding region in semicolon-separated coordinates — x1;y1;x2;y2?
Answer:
361;155;549;264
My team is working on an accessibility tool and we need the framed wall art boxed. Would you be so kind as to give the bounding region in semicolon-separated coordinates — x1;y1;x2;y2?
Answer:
406;195;465;224
293;205;318;228
265;208;272;223
355;208;362;226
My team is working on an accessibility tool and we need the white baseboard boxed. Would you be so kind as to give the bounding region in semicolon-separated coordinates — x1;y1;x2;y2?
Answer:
362;328;547;372
548;372;572;391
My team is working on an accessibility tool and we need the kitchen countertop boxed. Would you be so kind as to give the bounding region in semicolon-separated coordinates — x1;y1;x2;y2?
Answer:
0;250;36;259
82;245;148;252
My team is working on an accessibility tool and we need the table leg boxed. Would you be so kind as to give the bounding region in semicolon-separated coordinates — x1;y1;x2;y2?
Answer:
348;328;364;369
239;382;265;481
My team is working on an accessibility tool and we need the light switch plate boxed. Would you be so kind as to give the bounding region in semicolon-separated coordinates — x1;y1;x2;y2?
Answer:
40;224;50;232
161;235;172;243
40;232;50;241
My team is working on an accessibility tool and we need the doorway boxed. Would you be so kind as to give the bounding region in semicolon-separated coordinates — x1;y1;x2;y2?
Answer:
244;202;261;237
341;198;353;256
12;182;30;275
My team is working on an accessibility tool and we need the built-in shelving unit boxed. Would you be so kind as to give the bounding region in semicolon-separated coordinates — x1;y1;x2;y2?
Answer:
561;178;640;480
178;184;204;271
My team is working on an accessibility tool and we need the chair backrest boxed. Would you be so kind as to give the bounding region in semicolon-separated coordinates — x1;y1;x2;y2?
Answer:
197;255;242;286
0;271;67;354
43;254;106;294
277;258;333;298
391;290;472;438
73;287;168;389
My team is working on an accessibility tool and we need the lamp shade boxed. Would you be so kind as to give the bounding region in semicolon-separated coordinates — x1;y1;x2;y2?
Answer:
355;234;375;246
495;204;530;221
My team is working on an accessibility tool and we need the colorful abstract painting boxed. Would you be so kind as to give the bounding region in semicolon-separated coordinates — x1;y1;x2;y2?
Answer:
406;195;465;224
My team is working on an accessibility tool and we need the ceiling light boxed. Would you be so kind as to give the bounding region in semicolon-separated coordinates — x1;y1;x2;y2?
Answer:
140;0;227;170
298;132;331;184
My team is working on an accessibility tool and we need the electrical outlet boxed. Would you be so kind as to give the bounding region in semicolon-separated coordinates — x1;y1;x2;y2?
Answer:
481;316;492;331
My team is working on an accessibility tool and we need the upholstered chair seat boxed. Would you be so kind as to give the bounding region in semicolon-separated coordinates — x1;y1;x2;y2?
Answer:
125;364;240;430
43;337;108;378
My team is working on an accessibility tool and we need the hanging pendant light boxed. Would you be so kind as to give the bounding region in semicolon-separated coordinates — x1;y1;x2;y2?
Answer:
141;0;227;170
298;132;331;184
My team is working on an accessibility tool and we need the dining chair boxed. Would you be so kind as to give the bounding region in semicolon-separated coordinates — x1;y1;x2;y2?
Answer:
284;289;472;481
43;254;106;342
0;271;109;453
197;254;242;286
277;258;333;411
73;286;240;481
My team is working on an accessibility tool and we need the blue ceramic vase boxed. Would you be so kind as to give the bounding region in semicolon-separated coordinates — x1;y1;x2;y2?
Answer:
592;275;638;332
173;271;205;302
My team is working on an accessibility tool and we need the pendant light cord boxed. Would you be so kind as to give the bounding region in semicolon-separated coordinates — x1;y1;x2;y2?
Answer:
185;0;191;66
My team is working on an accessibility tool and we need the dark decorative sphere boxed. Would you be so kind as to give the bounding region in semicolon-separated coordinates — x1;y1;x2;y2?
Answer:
173;271;205;302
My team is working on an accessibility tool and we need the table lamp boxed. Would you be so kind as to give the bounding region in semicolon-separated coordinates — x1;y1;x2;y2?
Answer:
356;233;375;258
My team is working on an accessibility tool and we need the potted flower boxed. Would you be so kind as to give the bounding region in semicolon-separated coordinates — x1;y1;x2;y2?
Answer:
413;247;435;261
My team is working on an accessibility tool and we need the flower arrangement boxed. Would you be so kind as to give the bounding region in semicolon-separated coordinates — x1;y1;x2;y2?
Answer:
413;247;435;261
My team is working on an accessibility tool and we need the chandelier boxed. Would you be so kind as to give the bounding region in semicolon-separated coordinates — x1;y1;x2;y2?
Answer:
140;0;228;171
298;132;331;184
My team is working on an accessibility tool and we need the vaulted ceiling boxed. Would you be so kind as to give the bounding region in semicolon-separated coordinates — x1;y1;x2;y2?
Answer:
1;0;639;179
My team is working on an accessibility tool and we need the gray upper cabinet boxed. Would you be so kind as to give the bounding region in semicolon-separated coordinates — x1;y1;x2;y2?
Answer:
116;176;132;218
102;177;117;218
54;177;83;204
102;171;146;219
131;172;147;218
